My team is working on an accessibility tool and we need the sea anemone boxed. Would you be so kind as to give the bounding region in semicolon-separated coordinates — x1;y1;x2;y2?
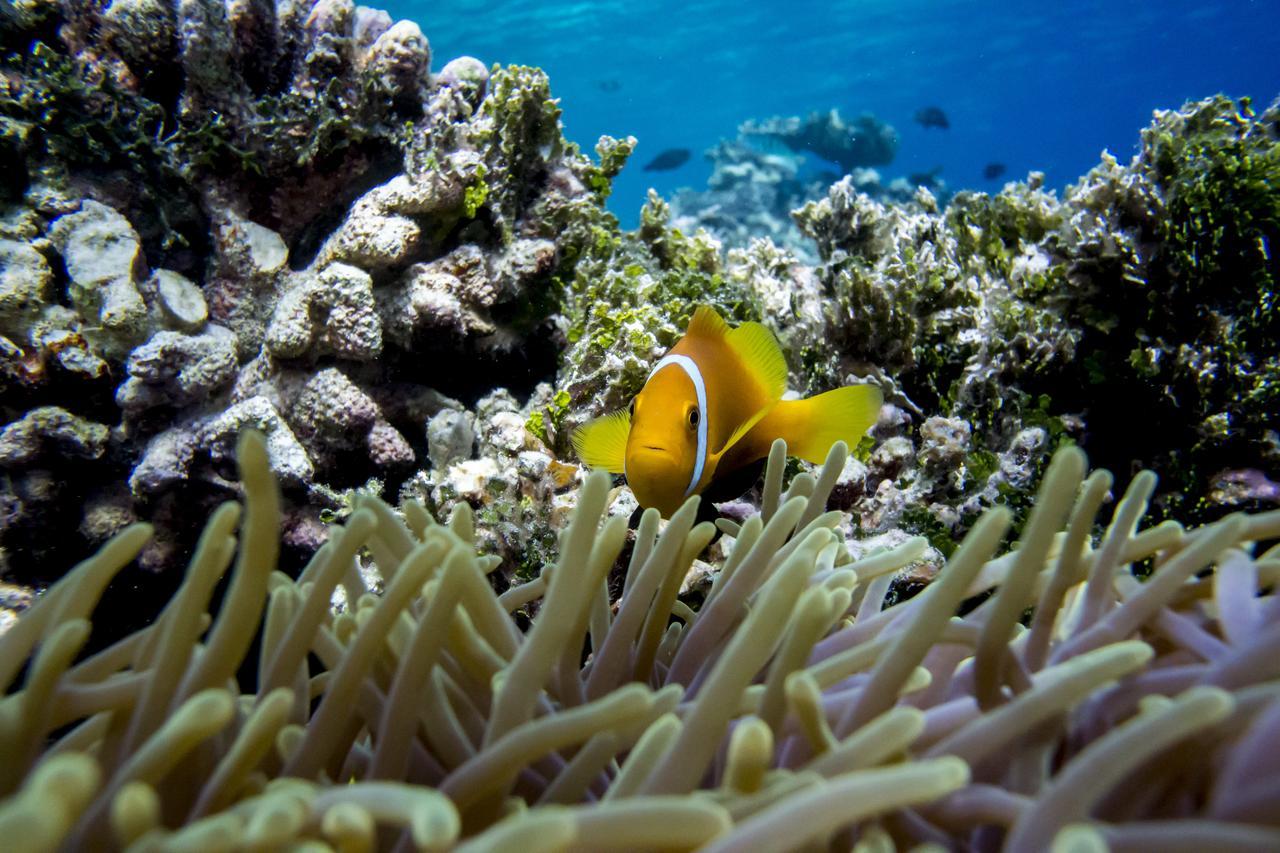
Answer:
1;431;1278;851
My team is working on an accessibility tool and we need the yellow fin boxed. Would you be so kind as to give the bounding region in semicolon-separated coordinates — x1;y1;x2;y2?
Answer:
784;385;883;463
725;320;788;401
712;400;777;461
570;410;631;473
685;305;730;339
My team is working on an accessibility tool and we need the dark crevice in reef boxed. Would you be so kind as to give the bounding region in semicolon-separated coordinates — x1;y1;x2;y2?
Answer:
381;317;562;407
280;145;405;271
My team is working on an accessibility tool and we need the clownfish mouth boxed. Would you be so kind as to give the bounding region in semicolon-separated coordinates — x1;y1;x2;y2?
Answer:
642;444;665;452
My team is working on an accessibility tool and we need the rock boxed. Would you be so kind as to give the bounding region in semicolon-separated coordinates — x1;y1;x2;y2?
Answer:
362;20;430;94
266;263;382;361
286;367;380;448
0;239;53;337
367;419;415;468
238;220;289;275
317;203;422;270
116;325;238;413
828;454;871;510
380;245;496;344
351;6;392;53
427;408;475;469
917;416;972;492
279;366;413;470
202;396;314;486
443;458;501;504
437;56;489;105
130;426;200;496
868;436;913;487
48;201;149;351
101;0;176;72
153;269;208;331
80;485;139;543
0;407;110;467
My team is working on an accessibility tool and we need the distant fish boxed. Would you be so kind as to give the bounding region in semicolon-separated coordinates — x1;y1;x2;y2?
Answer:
642;148;692;171
598;79;622;93
572;306;882;517
914;106;949;130
908;166;944;187
983;162;1007;180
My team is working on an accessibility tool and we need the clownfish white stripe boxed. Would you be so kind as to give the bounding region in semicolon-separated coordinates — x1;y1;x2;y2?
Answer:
649;354;707;498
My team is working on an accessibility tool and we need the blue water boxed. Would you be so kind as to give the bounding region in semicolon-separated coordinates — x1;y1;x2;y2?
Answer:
387;0;1280;228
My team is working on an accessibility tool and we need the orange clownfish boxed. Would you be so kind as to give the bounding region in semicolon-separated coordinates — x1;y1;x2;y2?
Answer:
571;306;882;517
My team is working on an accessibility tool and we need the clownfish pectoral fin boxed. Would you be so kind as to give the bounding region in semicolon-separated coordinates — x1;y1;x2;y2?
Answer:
725;320;788;401
764;384;884;464
570;410;631;474
711;400;777;462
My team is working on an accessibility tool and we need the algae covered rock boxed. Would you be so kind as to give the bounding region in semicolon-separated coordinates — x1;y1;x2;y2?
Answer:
48;200;150;354
116;325;238;414
0;406;110;467
0;239;53;337
266;263;383;361
1055;95;1280;515
822;95;1279;527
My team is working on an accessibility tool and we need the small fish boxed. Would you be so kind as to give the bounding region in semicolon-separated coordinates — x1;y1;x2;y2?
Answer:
642;148;691;171
572;307;883;517
982;162;1007;180
598;79;622;93
914;106;950;130
908;166;944;187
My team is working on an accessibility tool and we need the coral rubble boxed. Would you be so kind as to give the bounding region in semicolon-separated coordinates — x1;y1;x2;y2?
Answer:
2;432;1279;850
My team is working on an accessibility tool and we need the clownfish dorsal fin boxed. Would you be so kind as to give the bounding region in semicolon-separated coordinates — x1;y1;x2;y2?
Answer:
570;410;631;474
686;306;788;402
685;305;730;339
725;319;788;402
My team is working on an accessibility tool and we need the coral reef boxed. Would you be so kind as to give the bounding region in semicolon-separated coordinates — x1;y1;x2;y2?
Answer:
751;95;1280;542
2;432;1279;850
1055;95;1280;517
741;109;900;172
667;139;943;262
0;0;634;578
0;0;1275;659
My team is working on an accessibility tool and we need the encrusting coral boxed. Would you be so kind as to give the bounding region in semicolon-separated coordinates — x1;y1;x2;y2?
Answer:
2;430;1279;851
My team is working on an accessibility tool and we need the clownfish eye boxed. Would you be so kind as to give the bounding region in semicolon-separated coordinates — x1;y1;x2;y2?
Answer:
687;407;700;428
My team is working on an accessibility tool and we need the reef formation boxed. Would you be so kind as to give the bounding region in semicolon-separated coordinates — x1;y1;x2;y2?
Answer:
1;432;1278;851
0;0;630;579
2;0;1280;847
1;0;1277;601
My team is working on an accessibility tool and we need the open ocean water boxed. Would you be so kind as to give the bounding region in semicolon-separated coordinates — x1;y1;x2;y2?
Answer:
389;0;1280;226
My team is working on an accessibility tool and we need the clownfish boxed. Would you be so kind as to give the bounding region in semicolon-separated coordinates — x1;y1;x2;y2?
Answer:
571;306;882;517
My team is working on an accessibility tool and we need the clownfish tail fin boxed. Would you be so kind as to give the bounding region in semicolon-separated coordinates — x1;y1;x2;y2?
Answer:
770;384;883;464
570;410;631;474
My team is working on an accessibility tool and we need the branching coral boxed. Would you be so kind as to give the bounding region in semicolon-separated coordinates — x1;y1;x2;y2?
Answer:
2;430;1279;850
